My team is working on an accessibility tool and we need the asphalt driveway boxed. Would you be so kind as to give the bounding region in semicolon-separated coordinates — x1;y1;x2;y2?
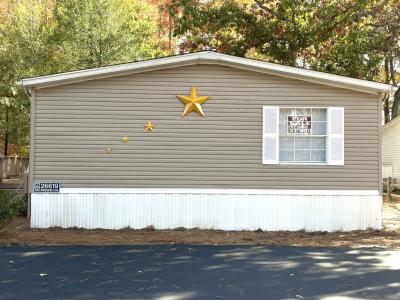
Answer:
0;245;399;300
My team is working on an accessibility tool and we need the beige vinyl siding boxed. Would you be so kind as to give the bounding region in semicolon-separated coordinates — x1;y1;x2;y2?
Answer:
382;119;400;179
33;64;380;189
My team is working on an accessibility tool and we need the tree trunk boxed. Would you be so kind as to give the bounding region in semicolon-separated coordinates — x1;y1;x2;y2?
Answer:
168;13;173;53
383;93;391;123
3;106;9;157
392;87;400;120
383;59;391;123
389;57;399;120
287;42;297;67
389;57;397;87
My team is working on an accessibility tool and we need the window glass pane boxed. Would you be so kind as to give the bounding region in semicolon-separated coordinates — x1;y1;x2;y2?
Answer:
279;108;294;134
311;150;326;162
311;137;326;150
312;108;327;121
280;137;294;150
312;122;327;135
294;150;309;162
279;122;286;134
278;107;327;164
280;150;294;162
295;137;310;150
295;108;311;116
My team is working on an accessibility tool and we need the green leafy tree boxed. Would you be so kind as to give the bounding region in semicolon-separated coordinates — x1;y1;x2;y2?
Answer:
372;0;400;120
169;0;399;121
168;0;370;67
0;0;165;156
316;0;400;122
148;0;177;54
0;94;30;157
0;0;55;156
52;0;162;70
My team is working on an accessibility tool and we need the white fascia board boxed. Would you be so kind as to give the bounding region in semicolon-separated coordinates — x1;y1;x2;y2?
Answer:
202;52;393;94
18;51;393;94
56;188;380;196
18;52;202;89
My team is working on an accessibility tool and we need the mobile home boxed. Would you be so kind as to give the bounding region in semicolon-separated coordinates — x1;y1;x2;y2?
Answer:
383;116;400;181
19;52;393;231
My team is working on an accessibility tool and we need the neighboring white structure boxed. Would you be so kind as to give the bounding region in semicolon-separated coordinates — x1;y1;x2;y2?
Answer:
383;116;400;180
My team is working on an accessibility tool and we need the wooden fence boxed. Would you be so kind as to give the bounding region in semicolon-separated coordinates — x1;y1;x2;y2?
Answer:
0;156;29;182
383;177;399;201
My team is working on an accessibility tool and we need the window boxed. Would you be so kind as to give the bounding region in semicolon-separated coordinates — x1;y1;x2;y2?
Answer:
279;108;327;164
262;106;344;165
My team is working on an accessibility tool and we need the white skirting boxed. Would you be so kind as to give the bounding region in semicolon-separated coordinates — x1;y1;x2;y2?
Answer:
30;189;382;232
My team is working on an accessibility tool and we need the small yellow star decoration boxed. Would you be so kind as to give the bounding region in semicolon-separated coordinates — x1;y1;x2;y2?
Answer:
121;136;129;143
176;85;210;117
144;121;155;132
105;147;112;154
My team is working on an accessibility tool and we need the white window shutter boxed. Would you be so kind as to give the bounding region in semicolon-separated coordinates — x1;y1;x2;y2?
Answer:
328;107;344;165
262;106;279;164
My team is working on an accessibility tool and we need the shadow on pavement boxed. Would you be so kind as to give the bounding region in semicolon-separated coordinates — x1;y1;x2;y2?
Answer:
0;245;399;299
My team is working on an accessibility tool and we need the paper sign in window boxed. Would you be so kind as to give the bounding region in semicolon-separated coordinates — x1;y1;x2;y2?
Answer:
287;116;311;134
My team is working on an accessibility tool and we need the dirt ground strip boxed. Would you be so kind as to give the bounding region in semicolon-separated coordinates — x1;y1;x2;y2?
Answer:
1;199;400;249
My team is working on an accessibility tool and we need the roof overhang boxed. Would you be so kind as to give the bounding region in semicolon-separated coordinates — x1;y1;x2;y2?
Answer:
18;51;394;95
383;115;400;131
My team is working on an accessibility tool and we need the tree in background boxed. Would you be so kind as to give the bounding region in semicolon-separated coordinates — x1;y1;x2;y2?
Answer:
51;0;162;71
0;0;54;156
148;0;176;54
168;0;370;66
369;0;400;120
0;94;29;157
168;0;399;121
314;0;400;122
0;0;164;156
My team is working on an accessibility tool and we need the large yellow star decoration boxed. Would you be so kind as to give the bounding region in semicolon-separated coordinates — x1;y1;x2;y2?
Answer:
176;85;210;117
144;121;155;132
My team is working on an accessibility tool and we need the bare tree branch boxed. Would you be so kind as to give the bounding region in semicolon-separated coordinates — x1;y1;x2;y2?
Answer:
254;0;280;19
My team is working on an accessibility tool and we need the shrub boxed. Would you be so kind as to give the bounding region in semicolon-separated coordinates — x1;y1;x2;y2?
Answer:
0;190;27;227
